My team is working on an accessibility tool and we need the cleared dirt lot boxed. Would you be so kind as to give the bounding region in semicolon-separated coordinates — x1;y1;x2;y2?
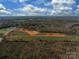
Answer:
2;28;68;42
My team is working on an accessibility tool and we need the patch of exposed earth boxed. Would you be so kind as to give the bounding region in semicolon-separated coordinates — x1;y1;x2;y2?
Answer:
4;28;66;37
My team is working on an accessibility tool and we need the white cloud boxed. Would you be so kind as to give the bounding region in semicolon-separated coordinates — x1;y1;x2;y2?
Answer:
0;4;11;15
52;0;75;4
14;4;51;16
0;4;6;10
51;0;76;16
22;5;47;12
0;0;77;16
0;10;11;14
75;5;79;15
19;0;28;2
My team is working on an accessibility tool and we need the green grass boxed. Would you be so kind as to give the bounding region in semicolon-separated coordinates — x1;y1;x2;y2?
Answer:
27;35;79;41
0;27;15;37
64;35;79;41
1;27;79;41
7;35;79;41
30;36;65;41
5;30;66;41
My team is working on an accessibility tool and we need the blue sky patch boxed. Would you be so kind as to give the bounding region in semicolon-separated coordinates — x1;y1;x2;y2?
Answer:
0;0;79;16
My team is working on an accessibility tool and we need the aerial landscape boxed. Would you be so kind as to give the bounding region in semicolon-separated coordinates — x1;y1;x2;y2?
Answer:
0;0;79;59
0;16;79;41
0;16;79;59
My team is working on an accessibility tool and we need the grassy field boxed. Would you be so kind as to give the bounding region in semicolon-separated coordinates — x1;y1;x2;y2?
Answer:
0;27;79;41
0;27;15;37
17;35;79;41
4;31;79;41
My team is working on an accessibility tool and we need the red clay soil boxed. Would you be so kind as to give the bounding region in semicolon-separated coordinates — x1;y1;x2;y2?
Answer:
15;28;66;37
4;28;66;37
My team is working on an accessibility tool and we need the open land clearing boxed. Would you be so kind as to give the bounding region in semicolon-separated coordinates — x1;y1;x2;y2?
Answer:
1;28;79;41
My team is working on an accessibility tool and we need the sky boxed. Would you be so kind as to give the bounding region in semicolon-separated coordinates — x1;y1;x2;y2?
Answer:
0;0;79;16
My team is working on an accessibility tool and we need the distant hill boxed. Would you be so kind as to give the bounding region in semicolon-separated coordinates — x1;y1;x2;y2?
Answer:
0;16;79;20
